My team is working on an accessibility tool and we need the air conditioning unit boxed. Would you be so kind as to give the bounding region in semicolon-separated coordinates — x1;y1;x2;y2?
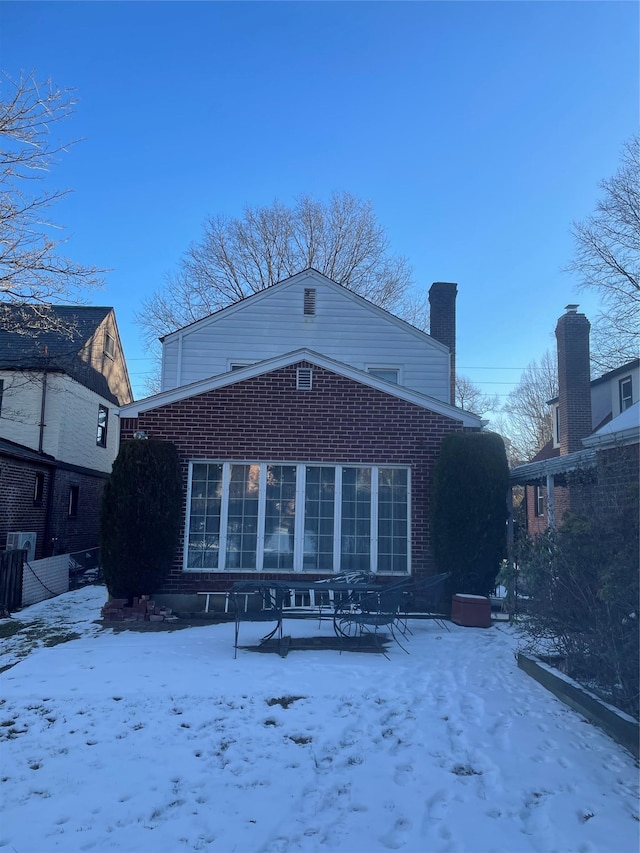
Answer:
6;531;37;557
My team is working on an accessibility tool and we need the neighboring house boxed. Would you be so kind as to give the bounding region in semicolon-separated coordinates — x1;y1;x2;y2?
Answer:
511;305;639;535
0;306;133;559
118;269;483;611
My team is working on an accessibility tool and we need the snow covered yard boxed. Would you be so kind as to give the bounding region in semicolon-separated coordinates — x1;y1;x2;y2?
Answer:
1;587;638;853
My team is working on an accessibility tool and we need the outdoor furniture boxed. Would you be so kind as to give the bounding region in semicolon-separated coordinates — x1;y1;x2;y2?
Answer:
451;593;492;628
334;584;410;659
230;584;286;658
403;572;451;631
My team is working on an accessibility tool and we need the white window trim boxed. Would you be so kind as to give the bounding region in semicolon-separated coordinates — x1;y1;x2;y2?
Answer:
619;376;633;412
183;461;411;576
365;365;402;384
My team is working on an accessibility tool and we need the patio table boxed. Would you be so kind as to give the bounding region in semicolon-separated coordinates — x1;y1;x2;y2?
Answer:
228;578;409;654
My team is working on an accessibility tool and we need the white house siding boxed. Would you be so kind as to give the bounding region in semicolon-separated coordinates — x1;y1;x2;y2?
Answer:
0;371;118;473
56;377;119;473
160;275;451;402
0;370;44;449
591;363;640;428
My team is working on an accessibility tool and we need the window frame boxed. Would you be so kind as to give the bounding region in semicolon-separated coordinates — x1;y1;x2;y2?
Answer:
184;461;411;576
96;404;108;447
104;333;115;359
619;376;633;412
0;378;4;417
68;485;79;518
34;472;45;506
366;366;401;384
534;485;544;518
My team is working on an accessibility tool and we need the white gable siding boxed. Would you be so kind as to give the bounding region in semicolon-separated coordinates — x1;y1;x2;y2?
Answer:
0;370;118;473
161;275;451;402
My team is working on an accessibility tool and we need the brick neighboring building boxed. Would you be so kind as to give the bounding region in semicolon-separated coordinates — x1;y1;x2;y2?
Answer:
511;305;639;536
118;269;483;611
0;305;132;558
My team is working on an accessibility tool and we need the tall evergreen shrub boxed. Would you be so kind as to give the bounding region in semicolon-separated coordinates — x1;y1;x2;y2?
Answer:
100;440;183;600
431;431;510;598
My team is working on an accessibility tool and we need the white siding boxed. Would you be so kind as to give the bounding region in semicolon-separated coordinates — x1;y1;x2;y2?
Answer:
160;274;451;402
0;370;118;473
0;370;43;450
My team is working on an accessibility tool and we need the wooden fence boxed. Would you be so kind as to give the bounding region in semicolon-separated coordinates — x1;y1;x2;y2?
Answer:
0;549;25;614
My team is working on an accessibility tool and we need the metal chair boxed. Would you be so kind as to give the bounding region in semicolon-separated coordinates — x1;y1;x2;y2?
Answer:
334;585;410;658
230;585;286;658
405;572;451;631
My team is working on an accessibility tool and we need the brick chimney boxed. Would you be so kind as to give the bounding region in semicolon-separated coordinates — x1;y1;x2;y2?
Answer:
429;282;457;405
556;304;592;455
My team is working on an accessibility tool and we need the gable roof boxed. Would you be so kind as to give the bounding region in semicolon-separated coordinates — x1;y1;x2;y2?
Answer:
582;401;640;449
0;304;128;405
120;347;483;427
160;268;449;353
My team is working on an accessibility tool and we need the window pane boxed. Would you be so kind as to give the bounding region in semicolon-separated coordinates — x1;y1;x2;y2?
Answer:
303;467;335;571
377;468;408;573
187;464;222;569
263;465;296;570
225;464;260;569
341;467;370;571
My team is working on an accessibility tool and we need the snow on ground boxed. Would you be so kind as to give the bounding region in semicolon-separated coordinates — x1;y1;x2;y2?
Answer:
0;586;638;853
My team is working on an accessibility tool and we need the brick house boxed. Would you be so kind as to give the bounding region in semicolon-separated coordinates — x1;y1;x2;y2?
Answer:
0;305;132;559
117;269;483;611
510;305;639;535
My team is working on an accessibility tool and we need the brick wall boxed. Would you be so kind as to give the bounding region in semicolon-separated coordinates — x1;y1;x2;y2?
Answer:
525;482;571;535
48;468;107;556
570;443;639;520
556;309;592;454
0;454;52;559
428;282;457;404
121;362;467;594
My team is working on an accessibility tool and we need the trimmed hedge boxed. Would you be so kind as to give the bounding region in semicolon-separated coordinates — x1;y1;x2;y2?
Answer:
431;431;509;598
100;440;183;600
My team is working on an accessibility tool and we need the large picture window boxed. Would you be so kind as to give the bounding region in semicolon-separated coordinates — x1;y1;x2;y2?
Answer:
185;462;410;574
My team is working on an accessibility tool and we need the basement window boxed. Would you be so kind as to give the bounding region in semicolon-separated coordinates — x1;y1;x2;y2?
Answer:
303;288;316;316
297;368;313;390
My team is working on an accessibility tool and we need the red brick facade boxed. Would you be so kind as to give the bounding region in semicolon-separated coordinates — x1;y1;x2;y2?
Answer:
0;450;108;559
0;454;51;559
120;362;468;595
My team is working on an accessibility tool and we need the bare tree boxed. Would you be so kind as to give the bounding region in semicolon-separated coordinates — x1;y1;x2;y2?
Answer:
0;70;103;327
455;374;499;417
502;350;558;462
566;135;639;371
136;192;415;346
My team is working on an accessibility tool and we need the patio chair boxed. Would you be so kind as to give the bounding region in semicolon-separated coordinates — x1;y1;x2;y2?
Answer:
334;585;410;658
230;585;286;658
405;572;451;631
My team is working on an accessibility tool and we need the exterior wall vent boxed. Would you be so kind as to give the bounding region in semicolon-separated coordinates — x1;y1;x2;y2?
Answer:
303;288;316;316
296;367;313;390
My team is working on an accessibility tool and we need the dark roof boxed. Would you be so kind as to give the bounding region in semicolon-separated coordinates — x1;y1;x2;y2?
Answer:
0;436;55;465
0;304;119;403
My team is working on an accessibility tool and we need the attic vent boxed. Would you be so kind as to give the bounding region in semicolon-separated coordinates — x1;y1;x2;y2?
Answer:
303;288;316;315
296;367;313;390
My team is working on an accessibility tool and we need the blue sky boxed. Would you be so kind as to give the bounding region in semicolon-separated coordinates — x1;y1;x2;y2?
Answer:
2;1;638;402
